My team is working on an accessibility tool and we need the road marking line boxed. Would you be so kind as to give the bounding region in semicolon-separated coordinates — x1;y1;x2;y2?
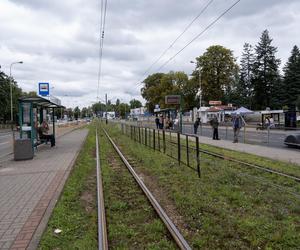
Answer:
0;141;10;145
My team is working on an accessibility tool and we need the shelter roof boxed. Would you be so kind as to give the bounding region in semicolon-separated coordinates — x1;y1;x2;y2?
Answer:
18;96;65;108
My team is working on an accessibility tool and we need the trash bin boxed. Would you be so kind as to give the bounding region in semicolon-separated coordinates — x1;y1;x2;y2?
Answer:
14;138;33;161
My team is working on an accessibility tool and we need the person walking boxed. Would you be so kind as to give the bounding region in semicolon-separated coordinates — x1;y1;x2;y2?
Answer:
193;117;201;134
210;116;220;140
232;113;244;143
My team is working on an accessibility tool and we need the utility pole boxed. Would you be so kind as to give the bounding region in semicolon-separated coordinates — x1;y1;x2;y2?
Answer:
105;93;108;124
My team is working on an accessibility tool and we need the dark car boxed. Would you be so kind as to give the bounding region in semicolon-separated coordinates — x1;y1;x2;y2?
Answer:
284;133;300;148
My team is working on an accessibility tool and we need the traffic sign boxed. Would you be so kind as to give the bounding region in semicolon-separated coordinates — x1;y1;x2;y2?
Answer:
39;82;49;96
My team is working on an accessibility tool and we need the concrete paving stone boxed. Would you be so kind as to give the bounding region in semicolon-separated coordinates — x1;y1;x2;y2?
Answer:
0;128;88;249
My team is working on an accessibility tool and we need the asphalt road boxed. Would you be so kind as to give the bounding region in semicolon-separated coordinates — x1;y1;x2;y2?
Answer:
0;131;13;159
182;124;296;150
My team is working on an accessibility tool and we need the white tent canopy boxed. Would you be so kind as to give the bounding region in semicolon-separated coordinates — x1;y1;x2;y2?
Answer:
232;107;254;115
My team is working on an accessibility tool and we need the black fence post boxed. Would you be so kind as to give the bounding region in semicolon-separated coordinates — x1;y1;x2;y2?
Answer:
186;135;189;167
158;129;160;151
196;136;201;178
163;130;166;154
177;132;181;164
134;126;136;141
130;126;133;139
170;131;172;157
153;129;155;151
139;126;141;144
145;128;147;146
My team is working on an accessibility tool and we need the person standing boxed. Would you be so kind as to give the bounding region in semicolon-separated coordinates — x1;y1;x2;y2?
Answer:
193;118;201;134
210;116;220;140
232;113;244;143
155;115;159;129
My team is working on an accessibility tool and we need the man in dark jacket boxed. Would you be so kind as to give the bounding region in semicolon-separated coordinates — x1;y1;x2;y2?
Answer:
210;116;220;140
193;118;201;134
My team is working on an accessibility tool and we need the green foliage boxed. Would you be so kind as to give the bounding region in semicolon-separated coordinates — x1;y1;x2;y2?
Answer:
282;45;300;109
196;45;239;104
141;71;197;112
236;43;255;108
73;106;80;119
0;70;22;123
129;98;142;109
252;30;281;110
141;73;166;112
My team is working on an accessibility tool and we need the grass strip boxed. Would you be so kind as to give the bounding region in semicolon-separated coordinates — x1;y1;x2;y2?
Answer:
38;125;98;250
105;123;300;250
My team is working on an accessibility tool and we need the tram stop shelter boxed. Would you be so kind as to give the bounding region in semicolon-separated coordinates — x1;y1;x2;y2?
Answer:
15;96;64;160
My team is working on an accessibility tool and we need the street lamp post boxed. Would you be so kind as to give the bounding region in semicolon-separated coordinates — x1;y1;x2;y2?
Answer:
10;61;23;126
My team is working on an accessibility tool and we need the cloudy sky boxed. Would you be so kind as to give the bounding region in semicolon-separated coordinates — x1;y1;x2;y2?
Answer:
0;0;299;108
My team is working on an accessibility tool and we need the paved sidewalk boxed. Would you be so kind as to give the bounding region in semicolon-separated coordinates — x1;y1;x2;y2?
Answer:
197;135;300;165
0;128;88;250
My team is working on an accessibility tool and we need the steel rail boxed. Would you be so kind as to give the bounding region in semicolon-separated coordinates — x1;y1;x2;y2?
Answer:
198;148;300;182
102;128;191;250
122;123;300;182
96;128;108;250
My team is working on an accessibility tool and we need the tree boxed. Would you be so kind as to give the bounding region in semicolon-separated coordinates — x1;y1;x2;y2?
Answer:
196;45;239;104
252;30;281;110
81;107;88;118
282;45;300;109
236;43;255;108
74;106;81;120
118;103;130;118
129;99;142;109
141;71;197;112
141;73;166;112
0;71;22;123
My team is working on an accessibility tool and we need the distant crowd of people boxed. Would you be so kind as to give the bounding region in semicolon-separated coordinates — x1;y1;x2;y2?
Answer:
193;113;246;143
155;114;178;130
154;112;248;143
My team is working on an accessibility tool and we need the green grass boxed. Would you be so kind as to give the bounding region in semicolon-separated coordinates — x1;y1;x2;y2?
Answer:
99;127;177;249
38;124;98;250
104;123;300;250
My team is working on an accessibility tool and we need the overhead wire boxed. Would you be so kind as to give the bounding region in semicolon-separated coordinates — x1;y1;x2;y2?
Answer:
97;0;108;100
135;0;215;86
155;0;241;72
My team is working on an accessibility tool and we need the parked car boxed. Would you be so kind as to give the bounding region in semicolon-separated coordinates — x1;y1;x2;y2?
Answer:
284;133;300;148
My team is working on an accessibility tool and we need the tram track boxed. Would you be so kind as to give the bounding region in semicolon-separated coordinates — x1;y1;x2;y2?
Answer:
100;127;191;250
197;147;300;182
